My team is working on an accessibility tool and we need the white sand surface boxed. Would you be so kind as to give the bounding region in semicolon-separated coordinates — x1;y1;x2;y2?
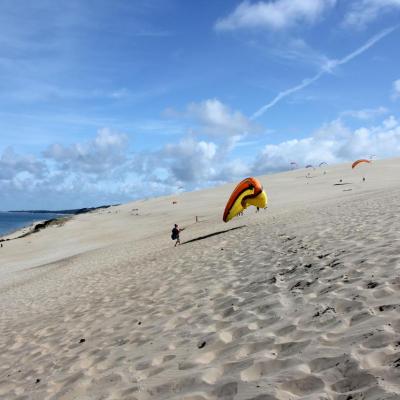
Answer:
1;158;400;399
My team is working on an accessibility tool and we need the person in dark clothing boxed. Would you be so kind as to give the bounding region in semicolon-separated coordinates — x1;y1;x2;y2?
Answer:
171;224;183;247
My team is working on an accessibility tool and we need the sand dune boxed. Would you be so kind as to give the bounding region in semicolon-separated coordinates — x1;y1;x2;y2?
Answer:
1;158;400;399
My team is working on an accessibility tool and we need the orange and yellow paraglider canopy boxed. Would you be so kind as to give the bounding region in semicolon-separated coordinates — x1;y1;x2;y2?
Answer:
352;159;371;169
223;177;267;222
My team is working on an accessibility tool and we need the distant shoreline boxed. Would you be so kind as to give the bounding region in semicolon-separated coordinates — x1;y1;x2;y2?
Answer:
0;204;119;241
8;204;119;215
0;215;70;242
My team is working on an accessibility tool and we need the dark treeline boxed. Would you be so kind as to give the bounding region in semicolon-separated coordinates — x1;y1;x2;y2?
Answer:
9;205;119;215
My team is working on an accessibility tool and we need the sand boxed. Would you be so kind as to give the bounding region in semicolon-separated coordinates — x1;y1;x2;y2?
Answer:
1;158;400;399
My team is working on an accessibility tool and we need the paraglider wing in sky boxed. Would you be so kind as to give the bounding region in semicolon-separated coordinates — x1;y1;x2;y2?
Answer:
319;162;328;167
305;164;313;168
223;177;268;222
352;159;371;169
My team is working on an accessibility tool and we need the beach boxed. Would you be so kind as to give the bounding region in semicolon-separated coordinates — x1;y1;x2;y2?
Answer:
1;159;400;399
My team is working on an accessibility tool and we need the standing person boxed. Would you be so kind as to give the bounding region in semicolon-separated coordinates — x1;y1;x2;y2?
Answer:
171;224;183;247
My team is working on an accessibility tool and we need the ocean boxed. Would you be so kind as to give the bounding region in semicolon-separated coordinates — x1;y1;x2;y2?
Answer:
0;212;64;237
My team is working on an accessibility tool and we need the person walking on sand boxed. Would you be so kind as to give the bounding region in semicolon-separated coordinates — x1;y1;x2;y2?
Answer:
171;224;183;247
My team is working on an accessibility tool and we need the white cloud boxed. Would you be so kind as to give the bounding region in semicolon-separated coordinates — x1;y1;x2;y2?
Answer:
340;106;388;120
161;137;217;182
383;115;398;128
252;116;400;173
0;147;47;181
215;0;336;31
165;99;260;139
148;99;265;186
187;98;259;137
344;0;400;27
0;128;139;210
137;137;219;184
214;158;252;181
252;26;397;118
133;133;255;188
0;129;227;209
393;79;400;99
43;128;128;175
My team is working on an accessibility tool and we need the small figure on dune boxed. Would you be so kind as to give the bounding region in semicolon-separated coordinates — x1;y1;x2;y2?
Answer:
256;207;260;213
363;177;366;182
171;224;183;247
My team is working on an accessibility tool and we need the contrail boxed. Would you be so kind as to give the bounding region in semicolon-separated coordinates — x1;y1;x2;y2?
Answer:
251;26;398;120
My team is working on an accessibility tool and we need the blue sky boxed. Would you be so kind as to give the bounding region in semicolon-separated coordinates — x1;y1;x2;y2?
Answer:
1;0;400;209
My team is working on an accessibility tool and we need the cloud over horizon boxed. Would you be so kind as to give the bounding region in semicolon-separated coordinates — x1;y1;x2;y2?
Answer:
2;109;400;210
253;115;400;174
43;128;129;176
0;147;47;181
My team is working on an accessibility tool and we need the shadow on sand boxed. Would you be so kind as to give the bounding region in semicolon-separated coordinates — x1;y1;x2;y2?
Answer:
182;225;246;245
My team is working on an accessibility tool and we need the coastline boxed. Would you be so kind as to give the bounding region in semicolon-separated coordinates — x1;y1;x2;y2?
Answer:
0;205;115;241
0;215;56;240
0;215;71;242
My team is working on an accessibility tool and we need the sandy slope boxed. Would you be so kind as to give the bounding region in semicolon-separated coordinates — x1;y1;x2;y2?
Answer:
1;158;400;399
